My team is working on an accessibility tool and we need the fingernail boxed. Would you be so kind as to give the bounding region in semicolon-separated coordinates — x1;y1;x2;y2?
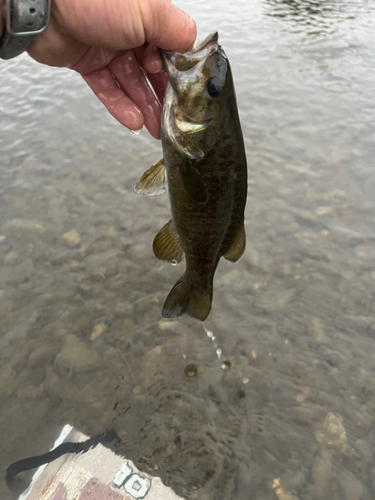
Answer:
130;128;142;135
150;60;164;73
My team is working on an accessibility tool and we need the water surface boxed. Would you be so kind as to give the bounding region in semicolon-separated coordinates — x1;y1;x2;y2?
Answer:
1;0;375;499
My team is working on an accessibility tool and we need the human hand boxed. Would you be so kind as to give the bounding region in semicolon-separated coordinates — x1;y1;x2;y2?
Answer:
23;0;196;138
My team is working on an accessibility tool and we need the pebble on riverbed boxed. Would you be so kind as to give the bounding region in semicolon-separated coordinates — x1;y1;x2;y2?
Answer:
6;218;45;232
315;412;347;452
272;478;299;500
62;229;81;246
90;323;106;341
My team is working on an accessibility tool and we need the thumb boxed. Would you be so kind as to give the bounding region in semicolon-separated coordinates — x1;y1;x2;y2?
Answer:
143;0;196;53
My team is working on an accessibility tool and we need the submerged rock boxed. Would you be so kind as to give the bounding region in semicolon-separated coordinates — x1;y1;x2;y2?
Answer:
342;471;364;500
27;344;56;369
4;251;18;264
254;287;294;311
312;448;333;494
110;319;138;342
10;259;35;285
6;218;44;232
90;323;106;341
54;334;100;372
315;412;347;452
62;229;81;246
272;478;299;500
0;364;18;397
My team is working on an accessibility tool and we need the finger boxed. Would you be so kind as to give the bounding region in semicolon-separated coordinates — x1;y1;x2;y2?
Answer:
142;45;164;74
143;0;196;53
134;45;167;106
146;72;168;105
109;50;161;139
82;67;144;132
53;0;195;53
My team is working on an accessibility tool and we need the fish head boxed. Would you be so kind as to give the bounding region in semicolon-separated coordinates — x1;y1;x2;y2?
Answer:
162;32;232;159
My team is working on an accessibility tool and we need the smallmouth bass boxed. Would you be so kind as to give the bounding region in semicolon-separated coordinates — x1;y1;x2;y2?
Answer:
135;32;247;321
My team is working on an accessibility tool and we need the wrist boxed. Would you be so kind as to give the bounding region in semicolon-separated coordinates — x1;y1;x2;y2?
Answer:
0;0;5;38
0;0;51;60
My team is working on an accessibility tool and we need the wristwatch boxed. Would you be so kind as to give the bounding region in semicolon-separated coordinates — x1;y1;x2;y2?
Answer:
0;0;50;60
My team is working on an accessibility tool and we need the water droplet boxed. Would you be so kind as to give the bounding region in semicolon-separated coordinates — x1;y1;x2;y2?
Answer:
243;377;249;384
130;128;142;135
154;464;159;470
221;360;231;371
211;336;216;341
206;330;213;339
182;354;186;359
184;363;198;378
171;259;177;266
216;348;222;359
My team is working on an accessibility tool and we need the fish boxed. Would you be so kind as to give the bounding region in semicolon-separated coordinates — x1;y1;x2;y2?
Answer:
135;32;247;321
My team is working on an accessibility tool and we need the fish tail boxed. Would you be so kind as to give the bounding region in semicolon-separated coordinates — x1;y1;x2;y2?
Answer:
162;274;213;321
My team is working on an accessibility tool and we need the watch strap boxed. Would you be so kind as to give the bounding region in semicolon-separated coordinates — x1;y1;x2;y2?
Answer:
0;0;50;60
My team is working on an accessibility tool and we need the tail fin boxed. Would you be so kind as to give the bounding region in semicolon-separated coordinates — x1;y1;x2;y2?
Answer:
162;274;213;321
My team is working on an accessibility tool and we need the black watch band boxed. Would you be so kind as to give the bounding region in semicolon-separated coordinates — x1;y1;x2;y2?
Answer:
0;0;50;60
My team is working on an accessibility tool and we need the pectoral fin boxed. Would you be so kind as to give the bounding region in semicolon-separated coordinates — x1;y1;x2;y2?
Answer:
153;220;184;264
169;131;205;161
179;160;208;203
223;225;246;262
135;159;166;196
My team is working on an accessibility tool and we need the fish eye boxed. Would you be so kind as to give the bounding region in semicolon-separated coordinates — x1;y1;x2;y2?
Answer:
206;78;221;98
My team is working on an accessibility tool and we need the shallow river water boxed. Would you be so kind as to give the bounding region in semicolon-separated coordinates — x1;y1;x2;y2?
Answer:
1;0;375;499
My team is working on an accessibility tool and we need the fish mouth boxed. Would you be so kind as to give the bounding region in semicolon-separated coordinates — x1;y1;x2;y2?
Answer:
191;31;219;55
162;31;219;76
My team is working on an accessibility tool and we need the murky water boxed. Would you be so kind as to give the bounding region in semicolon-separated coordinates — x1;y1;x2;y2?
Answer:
1;0;375;498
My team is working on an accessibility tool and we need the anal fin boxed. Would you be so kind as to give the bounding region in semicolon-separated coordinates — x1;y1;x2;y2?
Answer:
153;220;184;264
135;159;166;196
223;225;246;262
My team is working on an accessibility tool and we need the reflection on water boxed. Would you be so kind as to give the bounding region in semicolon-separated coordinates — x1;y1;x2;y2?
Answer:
266;0;351;19
1;0;375;499
265;0;359;36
